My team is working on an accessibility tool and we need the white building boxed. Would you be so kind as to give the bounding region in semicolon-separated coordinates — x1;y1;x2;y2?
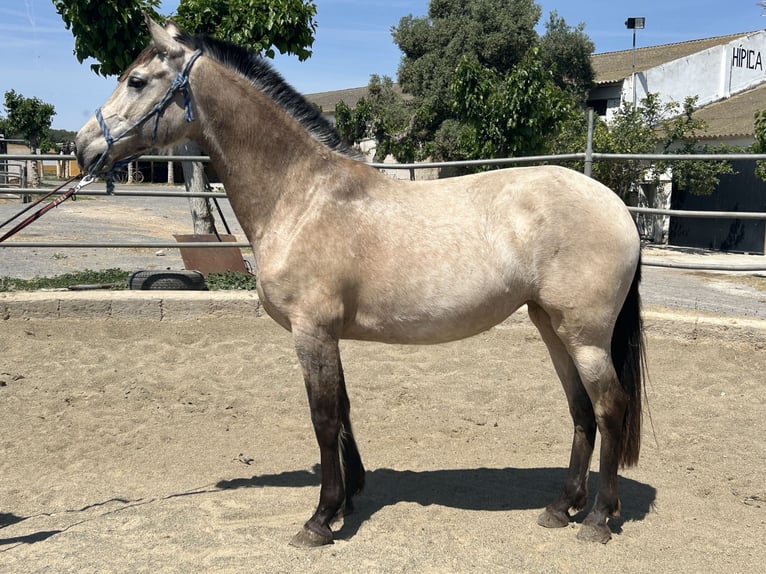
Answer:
589;30;766;146
588;32;766;251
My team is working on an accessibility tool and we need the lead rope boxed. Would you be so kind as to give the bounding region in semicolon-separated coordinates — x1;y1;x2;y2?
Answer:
0;174;95;243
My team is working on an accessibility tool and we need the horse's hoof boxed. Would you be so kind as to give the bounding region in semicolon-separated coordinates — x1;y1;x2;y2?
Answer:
576;522;612;544
537;508;570;528
289;526;333;548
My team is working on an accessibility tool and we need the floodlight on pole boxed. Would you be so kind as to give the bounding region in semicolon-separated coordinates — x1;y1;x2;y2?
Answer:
626;17;646;106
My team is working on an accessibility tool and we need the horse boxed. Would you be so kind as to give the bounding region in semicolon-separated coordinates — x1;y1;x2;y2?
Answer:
75;17;646;547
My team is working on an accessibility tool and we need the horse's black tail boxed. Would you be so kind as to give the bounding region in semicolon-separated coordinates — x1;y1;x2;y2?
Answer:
611;255;647;468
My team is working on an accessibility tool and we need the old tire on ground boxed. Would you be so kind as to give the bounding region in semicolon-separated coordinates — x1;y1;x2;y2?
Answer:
128;270;207;291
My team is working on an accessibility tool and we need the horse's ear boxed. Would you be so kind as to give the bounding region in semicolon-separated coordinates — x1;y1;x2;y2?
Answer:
145;14;184;56
163;19;183;39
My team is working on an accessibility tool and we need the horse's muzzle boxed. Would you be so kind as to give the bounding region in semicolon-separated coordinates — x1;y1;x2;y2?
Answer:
74;137;109;176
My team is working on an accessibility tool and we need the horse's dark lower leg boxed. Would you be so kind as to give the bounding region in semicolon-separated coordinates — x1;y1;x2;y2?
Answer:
338;364;365;515
538;392;596;528
289;329;349;547
528;304;596;529
577;390;627;543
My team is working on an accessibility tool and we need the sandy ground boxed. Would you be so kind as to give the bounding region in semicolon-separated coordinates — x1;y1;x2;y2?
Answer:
1;310;764;573
2;182;766;571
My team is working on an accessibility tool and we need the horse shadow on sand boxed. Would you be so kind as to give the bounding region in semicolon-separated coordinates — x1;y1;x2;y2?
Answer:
216;465;656;540
0;513;62;547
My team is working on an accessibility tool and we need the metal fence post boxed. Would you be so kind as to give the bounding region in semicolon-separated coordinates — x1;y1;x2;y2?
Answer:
584;108;594;178
21;163;30;203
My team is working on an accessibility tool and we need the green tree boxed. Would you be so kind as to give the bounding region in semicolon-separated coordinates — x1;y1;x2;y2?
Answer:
554;94;734;203
1;90;56;151
448;48;575;162
392;0;541;144
655;96;735;197
335;100;369;148
335;76;416;162
54;0;162;76
592;95;664;202
751;109;766;181
394;0;541;101
538;11;595;101
173;0;317;60
337;1;594;163
54;0;318;76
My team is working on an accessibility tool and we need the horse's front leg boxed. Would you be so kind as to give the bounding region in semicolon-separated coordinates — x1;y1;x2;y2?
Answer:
289;326;350;547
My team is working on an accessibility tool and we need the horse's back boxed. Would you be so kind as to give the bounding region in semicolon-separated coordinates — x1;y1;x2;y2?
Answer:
401;164;639;282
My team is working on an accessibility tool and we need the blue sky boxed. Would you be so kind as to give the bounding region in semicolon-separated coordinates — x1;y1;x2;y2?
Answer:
1;0;765;131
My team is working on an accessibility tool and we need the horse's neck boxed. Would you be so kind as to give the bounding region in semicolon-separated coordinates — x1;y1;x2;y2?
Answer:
189;59;341;240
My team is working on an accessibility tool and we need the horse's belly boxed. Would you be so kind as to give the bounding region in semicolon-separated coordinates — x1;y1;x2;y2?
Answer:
343;291;525;345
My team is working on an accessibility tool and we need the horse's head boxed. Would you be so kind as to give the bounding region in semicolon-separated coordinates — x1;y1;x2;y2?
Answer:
76;17;200;176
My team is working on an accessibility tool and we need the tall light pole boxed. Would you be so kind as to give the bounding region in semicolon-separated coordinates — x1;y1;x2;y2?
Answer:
625;17;646;107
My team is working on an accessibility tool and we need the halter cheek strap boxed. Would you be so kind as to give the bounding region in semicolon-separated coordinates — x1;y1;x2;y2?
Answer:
90;49;203;188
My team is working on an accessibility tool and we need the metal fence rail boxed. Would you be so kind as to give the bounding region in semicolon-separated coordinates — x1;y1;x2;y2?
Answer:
0;241;251;249
2;151;766;271
7;187;228;199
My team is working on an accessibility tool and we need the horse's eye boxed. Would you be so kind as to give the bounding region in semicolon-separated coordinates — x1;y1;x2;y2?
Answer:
127;75;147;90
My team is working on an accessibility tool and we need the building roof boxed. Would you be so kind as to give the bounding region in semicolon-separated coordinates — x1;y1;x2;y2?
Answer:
591;31;758;84
307;84;411;114
692;82;766;140
307;86;371;113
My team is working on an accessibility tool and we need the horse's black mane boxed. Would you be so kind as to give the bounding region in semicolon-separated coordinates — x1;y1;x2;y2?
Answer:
175;32;361;159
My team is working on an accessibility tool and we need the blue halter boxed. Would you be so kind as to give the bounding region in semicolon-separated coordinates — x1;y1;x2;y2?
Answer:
90;49;203;191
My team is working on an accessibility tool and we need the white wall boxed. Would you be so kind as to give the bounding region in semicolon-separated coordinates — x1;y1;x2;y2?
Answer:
624;30;766;109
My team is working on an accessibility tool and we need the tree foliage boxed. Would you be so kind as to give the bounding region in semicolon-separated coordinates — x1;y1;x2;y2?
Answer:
751;109;766;181
538;11;594;101
389;0;543;154
335;76;416;162
655;97;735;197
336;0;595;164
53;0;162;76
591;95;664;202
173;0;317;61
54;0;318;77
554;94;735;203
393;0;541;126
1;90;56;151
449;49;575;161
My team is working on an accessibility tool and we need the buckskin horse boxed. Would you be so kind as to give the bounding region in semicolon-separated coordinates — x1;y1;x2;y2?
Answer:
75;17;646;547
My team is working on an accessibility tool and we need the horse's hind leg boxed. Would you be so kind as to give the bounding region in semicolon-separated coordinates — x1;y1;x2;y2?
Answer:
547;322;630;543
573;353;628;544
289;326;364;547
528;303;596;529
337;358;366;515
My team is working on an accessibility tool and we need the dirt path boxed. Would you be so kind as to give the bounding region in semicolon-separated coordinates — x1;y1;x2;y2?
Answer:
1;311;764;573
